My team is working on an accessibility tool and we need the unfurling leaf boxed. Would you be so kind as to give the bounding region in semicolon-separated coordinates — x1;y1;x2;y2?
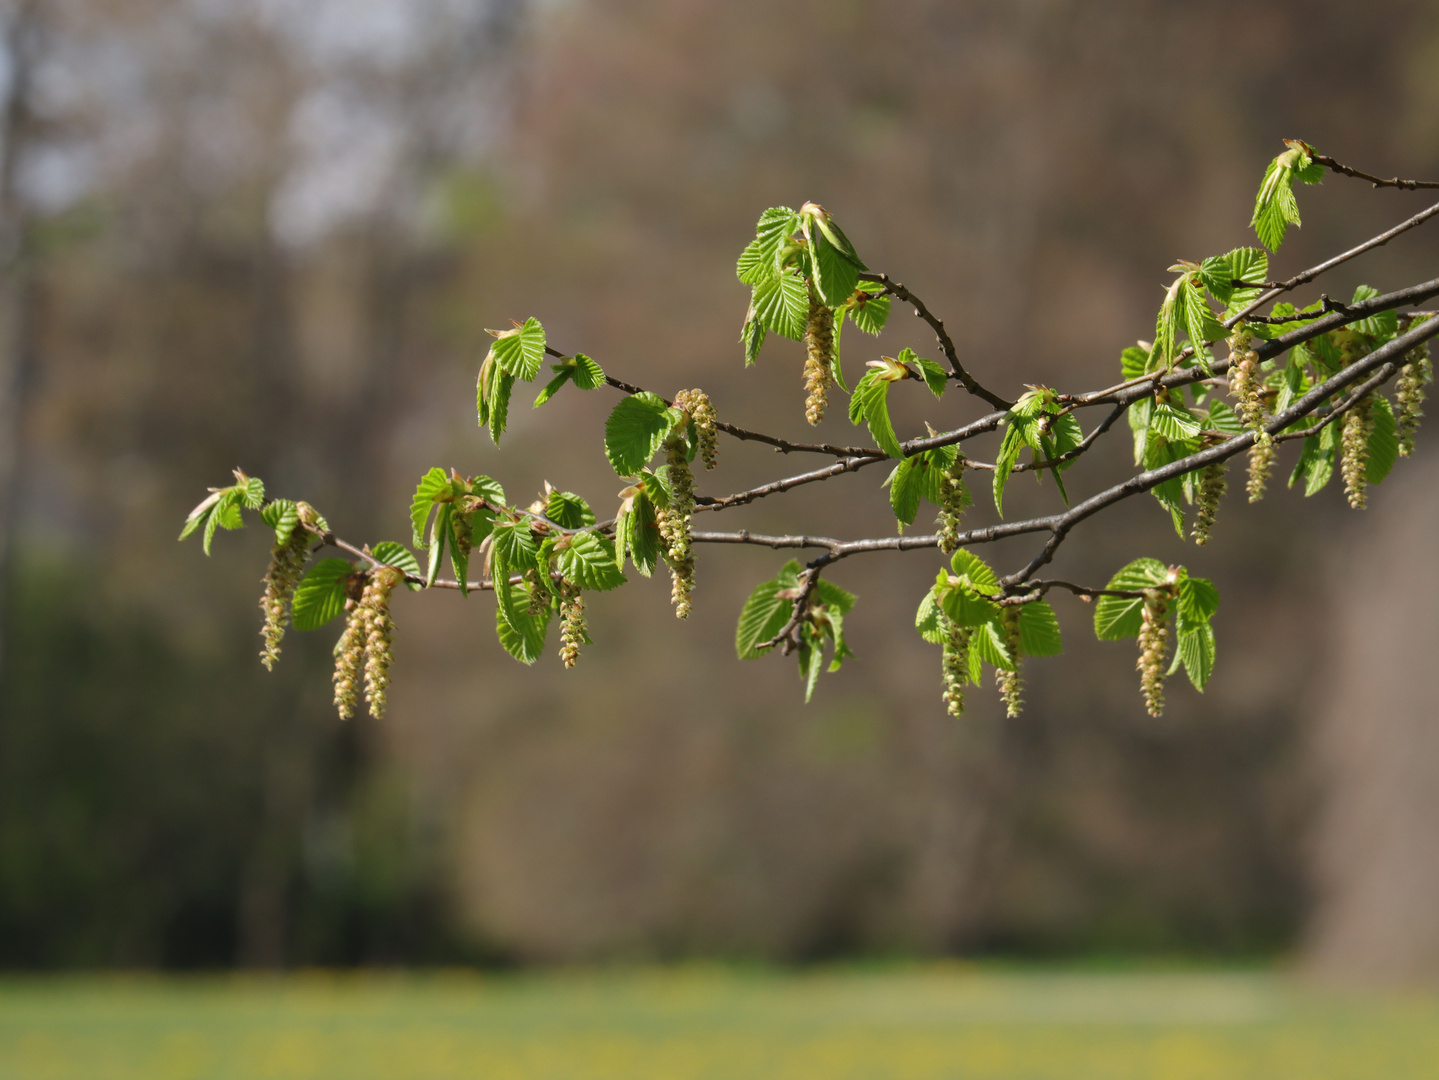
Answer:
488;317;547;381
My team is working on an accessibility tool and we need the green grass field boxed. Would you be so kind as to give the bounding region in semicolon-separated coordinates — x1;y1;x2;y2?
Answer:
2;966;1437;1079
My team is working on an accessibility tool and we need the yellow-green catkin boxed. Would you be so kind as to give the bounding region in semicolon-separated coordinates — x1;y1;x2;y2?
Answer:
1246;440;1275;503
559;581;585;669
1191;458;1228;546
940;614;971;718
525;567;548;617
1396;338;1431;458
1137;590;1171;718
1227;329;1266;429
674;389;719;471
332;597;365;721
996;606;1024;718
937;454;970;554
803;285;835;425
659;440;696;617
360;566;403;719
1340;394;1375;510
259;531;309;670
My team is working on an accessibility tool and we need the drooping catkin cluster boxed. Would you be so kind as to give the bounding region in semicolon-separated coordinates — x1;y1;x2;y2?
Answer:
525;567;548;617
1191;458;1228;546
802;284;835;425
659;440;696;617
937;454;970;554
1246;440;1275;503
259;530;309;670
1137;589;1171;718
939;613;971;719
1340;393;1375;510
1227;330;1266;429
559;581;585;669
333;597;365;721
674;389;718;471
359;567;402;719
995;606;1024;719
1396;338;1431;458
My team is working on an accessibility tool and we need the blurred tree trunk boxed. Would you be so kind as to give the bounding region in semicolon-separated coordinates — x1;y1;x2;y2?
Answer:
1305;458;1439;984
0;0;41;676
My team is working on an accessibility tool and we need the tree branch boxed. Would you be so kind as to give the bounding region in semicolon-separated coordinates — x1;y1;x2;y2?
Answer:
857;271;1012;410
999;314;1439;587
1309;151;1439;191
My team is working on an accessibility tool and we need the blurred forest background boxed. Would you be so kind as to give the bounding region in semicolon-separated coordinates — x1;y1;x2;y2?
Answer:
1;0;1437;978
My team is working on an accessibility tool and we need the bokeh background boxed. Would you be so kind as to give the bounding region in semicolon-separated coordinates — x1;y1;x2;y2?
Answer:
1;0;1437;984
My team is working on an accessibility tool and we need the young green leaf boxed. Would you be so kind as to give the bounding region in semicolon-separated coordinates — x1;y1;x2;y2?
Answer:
236;475;265;509
1151;275;1184;370
1120;344;1148;381
1366;395;1398;485
737;207;798;285
1180;277;1222;371
1093;558;1169;640
798;631;825;702
489;517;539;572
616;486;661;577
969;618;1015;671
1289;423;1337;496
605;393;680;476
495;591;551;664
900;348;948;398
937;579;999;629
1350;285;1400;342
557;531;626;591
1149;401;1204;441
1176;575;1219;627
1251;144;1321;251
915;589;945;645
261;498;300;545
884;455;928;531
845;285;890;335
1144;433;1193;537
751;270;808;340
736;560;803;659
292;558;355;630
848;369;904;458
488;317;547;381
370;541;422;590
533;353;607;407
1177;621;1216;691
179;489;225;543
814;578;856;615
545;490;596;529
808;230;861;308
1017;600;1063;657
411;467;451;546
426;502;451;587
741;307;767;366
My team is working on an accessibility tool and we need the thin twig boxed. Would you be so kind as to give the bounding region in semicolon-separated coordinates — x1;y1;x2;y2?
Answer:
1309;150;1439;191
1226;198;1439;325
858;271;1012;410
